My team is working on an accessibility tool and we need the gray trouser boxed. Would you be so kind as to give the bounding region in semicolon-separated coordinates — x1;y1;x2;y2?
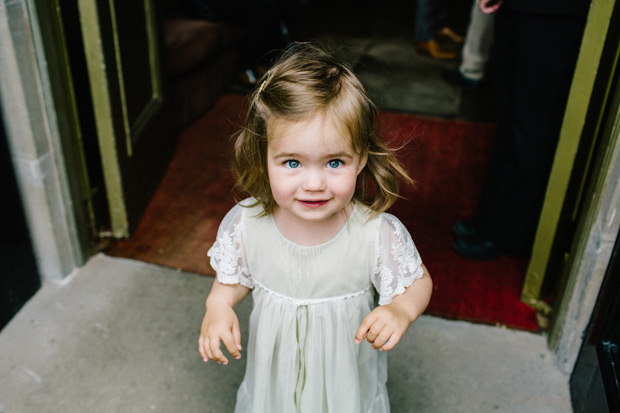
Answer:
459;2;494;81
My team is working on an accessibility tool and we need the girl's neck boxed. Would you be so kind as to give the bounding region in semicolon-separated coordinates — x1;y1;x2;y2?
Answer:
272;202;355;246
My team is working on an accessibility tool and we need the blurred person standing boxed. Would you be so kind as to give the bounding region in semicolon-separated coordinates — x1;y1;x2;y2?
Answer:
443;0;494;91
452;0;590;260
414;0;465;60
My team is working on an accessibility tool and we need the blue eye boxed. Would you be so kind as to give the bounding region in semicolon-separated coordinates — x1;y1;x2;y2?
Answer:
285;160;300;169
327;159;342;168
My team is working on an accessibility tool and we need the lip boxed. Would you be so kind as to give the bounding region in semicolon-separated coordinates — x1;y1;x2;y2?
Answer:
298;199;329;208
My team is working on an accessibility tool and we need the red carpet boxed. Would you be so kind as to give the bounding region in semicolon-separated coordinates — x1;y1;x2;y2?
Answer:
106;94;538;332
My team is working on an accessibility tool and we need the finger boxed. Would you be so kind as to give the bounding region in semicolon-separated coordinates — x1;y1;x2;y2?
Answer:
380;331;402;352
233;322;243;352
480;1;502;14
221;330;241;360
367;319;387;344
486;5;501;14
367;326;385;347
204;336;215;361
209;337;229;365
355;314;376;343
198;336;208;361
372;329;392;350
366;329;377;343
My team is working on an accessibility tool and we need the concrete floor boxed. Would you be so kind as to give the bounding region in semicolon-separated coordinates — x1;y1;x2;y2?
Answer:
0;254;571;412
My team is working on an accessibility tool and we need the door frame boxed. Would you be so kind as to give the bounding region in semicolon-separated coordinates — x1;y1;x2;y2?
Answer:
522;0;618;312
0;0;89;280
77;0;167;237
519;0;620;374
548;53;620;373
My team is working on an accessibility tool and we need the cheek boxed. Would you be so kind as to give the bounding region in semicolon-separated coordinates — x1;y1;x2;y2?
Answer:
331;171;359;196
267;165;293;200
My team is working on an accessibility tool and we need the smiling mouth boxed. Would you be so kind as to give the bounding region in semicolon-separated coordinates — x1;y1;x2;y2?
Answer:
298;200;329;208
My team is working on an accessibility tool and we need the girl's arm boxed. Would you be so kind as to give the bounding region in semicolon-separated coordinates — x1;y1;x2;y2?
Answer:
355;264;432;351
199;278;251;365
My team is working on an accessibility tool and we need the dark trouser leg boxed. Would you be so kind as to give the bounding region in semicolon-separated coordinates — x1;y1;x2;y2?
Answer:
414;0;449;41
475;9;586;253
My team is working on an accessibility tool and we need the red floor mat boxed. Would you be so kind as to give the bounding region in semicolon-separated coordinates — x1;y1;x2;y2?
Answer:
106;94;539;332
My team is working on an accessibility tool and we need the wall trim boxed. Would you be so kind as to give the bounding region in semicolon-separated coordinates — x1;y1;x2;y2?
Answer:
0;0;84;279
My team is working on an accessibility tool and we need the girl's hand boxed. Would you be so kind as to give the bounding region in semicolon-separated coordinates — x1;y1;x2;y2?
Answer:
198;304;242;365
354;303;411;351
355;266;432;351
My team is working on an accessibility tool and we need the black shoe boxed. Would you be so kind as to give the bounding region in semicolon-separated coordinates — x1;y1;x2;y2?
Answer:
452;220;476;238
452;236;502;261
442;70;482;92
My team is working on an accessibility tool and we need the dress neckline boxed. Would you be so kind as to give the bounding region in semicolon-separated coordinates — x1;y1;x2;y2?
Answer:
268;202;358;248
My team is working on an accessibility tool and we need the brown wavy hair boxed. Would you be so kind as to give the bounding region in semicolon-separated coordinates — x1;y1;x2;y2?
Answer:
232;42;412;216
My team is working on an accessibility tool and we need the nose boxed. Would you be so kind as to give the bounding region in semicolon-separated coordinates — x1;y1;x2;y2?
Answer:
302;168;326;191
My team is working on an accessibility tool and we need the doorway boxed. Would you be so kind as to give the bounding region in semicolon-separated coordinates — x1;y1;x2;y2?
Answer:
101;0;547;331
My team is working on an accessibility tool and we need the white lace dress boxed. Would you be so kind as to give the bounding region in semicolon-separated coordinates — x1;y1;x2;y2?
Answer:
208;199;424;413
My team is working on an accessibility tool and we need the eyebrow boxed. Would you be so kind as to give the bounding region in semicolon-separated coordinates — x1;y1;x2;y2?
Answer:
272;152;354;160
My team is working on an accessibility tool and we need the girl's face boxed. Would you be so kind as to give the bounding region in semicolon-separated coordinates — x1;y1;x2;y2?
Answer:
267;114;367;227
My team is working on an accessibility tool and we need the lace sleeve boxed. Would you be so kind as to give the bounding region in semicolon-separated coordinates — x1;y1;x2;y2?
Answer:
371;213;424;305
207;203;253;289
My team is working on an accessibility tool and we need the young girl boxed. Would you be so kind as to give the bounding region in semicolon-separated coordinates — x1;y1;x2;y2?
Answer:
199;42;432;412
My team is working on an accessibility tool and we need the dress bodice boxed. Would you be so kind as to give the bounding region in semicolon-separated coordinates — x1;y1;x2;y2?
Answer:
244;201;379;300
209;198;424;305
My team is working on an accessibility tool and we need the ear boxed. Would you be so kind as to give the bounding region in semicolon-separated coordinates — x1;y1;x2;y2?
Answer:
357;153;368;175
